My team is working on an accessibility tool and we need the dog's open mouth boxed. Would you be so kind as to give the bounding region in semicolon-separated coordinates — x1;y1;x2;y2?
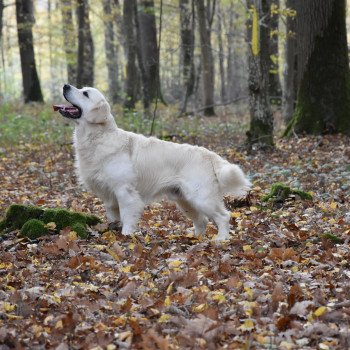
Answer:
53;104;82;119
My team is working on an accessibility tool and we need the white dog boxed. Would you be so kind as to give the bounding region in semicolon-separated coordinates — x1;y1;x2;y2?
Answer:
54;85;251;240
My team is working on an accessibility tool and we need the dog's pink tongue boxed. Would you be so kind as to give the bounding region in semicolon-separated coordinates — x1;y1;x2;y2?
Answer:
53;104;79;113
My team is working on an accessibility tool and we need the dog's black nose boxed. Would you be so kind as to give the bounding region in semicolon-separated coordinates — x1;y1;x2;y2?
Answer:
63;84;71;92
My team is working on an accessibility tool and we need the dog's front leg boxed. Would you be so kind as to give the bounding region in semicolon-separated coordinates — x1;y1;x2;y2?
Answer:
105;202;122;230
115;186;144;235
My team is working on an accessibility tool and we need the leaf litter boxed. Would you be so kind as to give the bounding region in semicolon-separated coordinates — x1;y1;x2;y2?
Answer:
0;134;349;349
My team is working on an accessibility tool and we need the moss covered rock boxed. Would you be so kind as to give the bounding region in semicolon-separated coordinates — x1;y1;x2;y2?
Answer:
0;204;101;239
21;219;49;240
2;204;44;231
262;183;313;203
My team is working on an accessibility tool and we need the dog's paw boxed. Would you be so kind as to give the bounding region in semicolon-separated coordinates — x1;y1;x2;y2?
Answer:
212;233;231;242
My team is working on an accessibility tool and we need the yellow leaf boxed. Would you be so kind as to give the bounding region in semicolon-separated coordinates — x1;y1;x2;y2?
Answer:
231;212;241;218
144;234;151;244
243;245;252;252
68;231;77;241
128;243;135;250
166;282;173;295
45;222;56;230
4;302;16;312
244;287;254;300
158;314;171;323
314;306;327;317
102;231;116;243
120;265;132;273
330;202;337;209
250;206;258;212
55;320;63;329
193;303;208;313
164;296;171;307
106;247;120;261
211;292;226;304
168;260;183;268
239;319;255;331
0;262;13;269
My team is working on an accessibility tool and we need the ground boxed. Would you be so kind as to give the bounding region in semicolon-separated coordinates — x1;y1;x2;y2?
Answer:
0;128;349;349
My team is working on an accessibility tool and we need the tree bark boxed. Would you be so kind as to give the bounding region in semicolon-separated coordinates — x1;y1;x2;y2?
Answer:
179;0;195;114
268;0;282;105
76;0;94;87
196;0;215;116
246;0;274;149
293;0;350;135
123;0;138;109
61;0;77;85
16;0;43;103
217;2;226;103
283;0;297;123
103;0;119;103
137;0;162;106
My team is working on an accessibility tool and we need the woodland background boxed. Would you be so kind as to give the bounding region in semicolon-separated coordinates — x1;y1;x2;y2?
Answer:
0;0;350;349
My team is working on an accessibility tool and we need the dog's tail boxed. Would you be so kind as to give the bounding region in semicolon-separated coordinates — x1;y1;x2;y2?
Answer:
217;162;251;197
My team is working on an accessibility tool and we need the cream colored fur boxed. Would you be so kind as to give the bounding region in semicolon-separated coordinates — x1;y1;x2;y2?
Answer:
62;85;251;240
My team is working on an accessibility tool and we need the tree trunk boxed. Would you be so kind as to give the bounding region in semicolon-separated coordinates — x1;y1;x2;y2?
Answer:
283;0;297;123
246;0;274;149
0;0;3;43
196;0;215;116
123;0;138;109
60;0;77;85
103;0;119;103
179;0;195;114
268;0;282;105
293;0;350;135
137;0;162;106
16;0;43;103
217;2;226;103
76;0;94;87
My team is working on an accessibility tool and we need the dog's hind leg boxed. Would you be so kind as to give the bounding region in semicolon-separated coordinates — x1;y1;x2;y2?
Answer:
115;186;144;235
176;199;208;237
211;205;231;241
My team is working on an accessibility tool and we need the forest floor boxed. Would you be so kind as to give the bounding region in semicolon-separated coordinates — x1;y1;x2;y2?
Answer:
0;121;350;349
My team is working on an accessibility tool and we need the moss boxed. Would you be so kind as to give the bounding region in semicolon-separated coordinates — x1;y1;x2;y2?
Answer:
322;233;344;244
21;219;49;240
1;204;44;231
262;183;313;203
0;204;101;240
71;222;89;239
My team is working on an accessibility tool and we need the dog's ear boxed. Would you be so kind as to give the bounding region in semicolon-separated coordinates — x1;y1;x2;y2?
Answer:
86;100;110;124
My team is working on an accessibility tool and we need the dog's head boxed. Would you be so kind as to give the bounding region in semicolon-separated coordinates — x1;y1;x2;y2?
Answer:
58;84;111;124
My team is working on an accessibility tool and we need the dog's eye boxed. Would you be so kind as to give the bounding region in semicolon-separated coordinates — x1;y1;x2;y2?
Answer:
83;91;89;98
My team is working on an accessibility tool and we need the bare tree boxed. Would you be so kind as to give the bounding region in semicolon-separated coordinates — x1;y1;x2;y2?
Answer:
179;0;195;114
16;0;43;102
290;0;350;135
136;0;162;108
196;0;215;116
246;0;273;149
283;0;297;123
76;0;94;87
61;0;77;85
103;0;119;103
123;0;138;109
217;1;226;103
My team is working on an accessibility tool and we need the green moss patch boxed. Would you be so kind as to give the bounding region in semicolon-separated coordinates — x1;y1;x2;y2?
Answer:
262;182;313;204
0;204;101;239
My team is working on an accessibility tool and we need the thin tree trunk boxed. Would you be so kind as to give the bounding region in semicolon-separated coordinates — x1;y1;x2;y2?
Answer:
137;0;162;105
123;0;138;109
60;0;77;85
16;0;43;103
196;0;215;116
246;0;274;149
179;0;195;114
103;0;119;103
76;0;94;87
268;0;282;105
292;0;350;135
217;2;226;103
283;0;297;123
